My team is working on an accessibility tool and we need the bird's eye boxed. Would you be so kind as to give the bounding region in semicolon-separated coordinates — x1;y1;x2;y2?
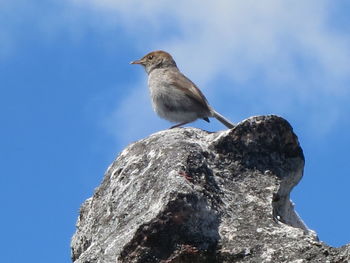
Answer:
148;55;154;60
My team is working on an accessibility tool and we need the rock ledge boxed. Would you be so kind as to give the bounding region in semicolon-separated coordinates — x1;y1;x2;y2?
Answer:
71;115;350;263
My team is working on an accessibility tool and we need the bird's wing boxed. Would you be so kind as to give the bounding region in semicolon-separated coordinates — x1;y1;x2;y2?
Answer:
168;70;210;108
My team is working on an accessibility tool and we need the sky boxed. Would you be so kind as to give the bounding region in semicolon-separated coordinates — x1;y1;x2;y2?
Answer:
1;0;349;262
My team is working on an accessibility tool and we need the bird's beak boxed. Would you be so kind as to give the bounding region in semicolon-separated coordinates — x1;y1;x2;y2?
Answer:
130;59;142;65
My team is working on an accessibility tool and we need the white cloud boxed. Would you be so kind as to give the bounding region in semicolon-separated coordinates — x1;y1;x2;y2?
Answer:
72;0;350;90
5;0;347;140
72;0;349;140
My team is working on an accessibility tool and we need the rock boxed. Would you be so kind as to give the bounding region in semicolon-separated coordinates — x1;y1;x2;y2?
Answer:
71;115;350;263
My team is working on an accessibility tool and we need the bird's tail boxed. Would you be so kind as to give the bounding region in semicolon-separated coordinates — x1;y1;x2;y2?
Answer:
211;109;235;129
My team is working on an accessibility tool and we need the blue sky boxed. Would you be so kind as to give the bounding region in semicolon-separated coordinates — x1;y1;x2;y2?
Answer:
1;1;349;262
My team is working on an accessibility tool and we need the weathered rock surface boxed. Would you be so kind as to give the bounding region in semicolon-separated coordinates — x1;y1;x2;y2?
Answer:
71;115;350;263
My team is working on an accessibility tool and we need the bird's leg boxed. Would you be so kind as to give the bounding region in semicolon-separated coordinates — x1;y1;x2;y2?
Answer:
169;121;190;129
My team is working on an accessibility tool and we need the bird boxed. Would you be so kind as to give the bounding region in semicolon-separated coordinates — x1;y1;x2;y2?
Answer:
130;50;234;129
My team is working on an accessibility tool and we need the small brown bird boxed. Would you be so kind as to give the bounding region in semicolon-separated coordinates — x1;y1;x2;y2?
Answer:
131;50;234;129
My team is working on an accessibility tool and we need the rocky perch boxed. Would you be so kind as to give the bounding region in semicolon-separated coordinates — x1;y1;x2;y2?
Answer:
71;115;350;263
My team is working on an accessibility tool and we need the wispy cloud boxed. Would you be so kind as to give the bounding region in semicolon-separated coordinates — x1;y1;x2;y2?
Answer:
72;0;349;140
0;0;85;59
102;82;165;146
5;0;348;141
73;0;350;89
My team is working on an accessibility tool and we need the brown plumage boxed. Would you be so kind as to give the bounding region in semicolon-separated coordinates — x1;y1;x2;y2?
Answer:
131;50;234;129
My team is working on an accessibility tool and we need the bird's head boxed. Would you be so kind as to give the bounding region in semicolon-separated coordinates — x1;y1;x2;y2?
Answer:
130;50;177;74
